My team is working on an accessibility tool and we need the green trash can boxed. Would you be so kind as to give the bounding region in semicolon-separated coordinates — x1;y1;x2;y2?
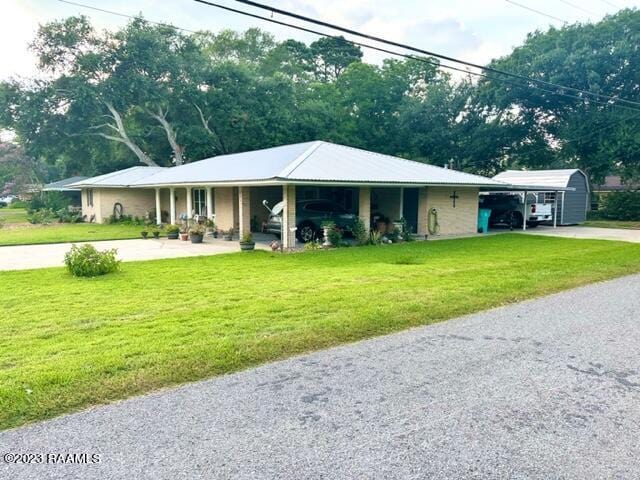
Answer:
477;208;492;233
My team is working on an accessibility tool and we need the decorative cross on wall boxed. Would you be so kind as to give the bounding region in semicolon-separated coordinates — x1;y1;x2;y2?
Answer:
450;190;459;208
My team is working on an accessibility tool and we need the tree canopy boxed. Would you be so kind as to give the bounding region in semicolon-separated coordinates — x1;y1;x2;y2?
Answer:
1;10;639;185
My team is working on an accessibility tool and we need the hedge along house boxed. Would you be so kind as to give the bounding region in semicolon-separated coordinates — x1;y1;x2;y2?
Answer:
493;169;590;225
71;141;508;248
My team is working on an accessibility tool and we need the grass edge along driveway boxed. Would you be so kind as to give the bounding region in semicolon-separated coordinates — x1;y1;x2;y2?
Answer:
2;234;640;430
0;222;148;246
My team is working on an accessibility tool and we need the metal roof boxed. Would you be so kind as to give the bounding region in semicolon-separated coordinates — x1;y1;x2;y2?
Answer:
42;176;89;191
131;141;507;188
69;167;166;188
493;169;585;188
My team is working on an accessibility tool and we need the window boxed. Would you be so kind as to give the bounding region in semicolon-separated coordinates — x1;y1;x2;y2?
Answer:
192;188;206;216
86;189;94;207
543;192;556;203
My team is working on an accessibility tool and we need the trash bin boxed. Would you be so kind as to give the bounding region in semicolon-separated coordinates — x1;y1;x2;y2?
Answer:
477;208;492;234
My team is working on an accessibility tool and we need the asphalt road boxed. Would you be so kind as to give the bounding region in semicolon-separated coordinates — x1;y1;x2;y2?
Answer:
2;274;640;479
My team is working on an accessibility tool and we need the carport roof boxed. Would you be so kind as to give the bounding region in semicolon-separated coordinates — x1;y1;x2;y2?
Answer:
130;141;508;188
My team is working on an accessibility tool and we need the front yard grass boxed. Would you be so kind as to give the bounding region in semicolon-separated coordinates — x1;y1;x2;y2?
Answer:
582;220;640;230
0;222;148;246
2;234;640;430
0;208;28;225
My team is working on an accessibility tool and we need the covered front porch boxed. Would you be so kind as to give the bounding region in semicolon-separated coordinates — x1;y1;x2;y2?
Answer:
152;184;482;249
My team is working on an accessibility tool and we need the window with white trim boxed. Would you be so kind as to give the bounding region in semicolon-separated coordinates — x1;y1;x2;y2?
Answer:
192;188;206;216
86;189;94;207
543;192;556;203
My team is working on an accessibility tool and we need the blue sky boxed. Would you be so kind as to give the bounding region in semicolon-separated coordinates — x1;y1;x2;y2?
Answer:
2;0;639;80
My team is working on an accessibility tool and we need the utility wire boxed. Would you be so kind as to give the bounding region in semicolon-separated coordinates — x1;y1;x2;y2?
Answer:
505;0;569;24
58;0;640;114
231;0;640;110
599;0;620;8
57;0;199;34
558;0;596;16
191;0;640;113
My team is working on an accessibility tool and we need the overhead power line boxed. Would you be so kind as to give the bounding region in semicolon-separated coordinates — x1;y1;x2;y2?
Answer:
58;0;640;114
505;0;569;24
231;0;640;110
558;0;596;16
57;0;199;34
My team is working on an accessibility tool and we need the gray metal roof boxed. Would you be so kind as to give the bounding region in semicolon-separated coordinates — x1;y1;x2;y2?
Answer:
42;176;88;191
493;169;585;188
131;141;507;188
69;167;166;188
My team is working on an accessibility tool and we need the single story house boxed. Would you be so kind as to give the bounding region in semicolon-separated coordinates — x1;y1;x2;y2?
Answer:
493;169;590;225
70;141;512;248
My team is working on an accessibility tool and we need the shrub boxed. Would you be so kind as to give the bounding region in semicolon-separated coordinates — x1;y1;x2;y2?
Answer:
27;208;56;224
8;200;27;209
64;244;120;277
240;233;254;243
189;223;206;236
600;191;640;221
28;192;69;213
327;226;342;246
351;217;369;245
0;201;6;208
369;230;382;245
165;224;180;234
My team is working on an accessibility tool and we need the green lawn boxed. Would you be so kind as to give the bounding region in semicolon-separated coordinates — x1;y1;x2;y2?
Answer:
0;222;148;246
582;220;640;230
2;235;640;430
0;208;28;224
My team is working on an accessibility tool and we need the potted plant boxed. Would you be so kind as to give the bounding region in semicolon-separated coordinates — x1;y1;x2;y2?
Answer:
179;225;189;241
140;230;149;239
222;228;234;241
166;224;180;240
152;228;160;239
189;223;205;244
239;232;255;251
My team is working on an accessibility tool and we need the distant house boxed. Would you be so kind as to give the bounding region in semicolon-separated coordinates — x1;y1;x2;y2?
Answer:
493;169;590;225
593;175;639;193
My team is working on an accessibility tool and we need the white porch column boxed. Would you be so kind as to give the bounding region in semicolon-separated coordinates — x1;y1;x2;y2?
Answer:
399;187;404;220
238;186;251;237
358;187;371;233
186;186;193;219
281;185;296;250
206;186;213;220
169;187;176;225
154;188;162;225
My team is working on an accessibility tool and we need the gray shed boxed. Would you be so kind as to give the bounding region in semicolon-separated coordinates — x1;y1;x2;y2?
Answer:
493;169;590;225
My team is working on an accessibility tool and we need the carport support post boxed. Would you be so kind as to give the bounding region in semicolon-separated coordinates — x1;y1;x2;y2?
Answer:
358;187;371;233
522;190;527;231
186;186;193;220
169;187;176;225
282;185;296;250
154;188;161;225
553;190;558;228
238;186;250;238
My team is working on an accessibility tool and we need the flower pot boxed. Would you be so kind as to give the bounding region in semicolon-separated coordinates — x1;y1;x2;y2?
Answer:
152;232;160;239
213;231;219;238
190;234;203;244
240;241;255;251
141;232;148;239
223;234;233;241
179;233;189;241
167;232;179;240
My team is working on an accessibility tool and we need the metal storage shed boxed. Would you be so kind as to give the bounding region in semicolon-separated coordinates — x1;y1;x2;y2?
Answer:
493;169;590;225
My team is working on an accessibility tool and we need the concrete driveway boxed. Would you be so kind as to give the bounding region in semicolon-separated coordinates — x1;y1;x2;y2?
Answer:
2;274;639;479
0;235;274;271
522;225;640;243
